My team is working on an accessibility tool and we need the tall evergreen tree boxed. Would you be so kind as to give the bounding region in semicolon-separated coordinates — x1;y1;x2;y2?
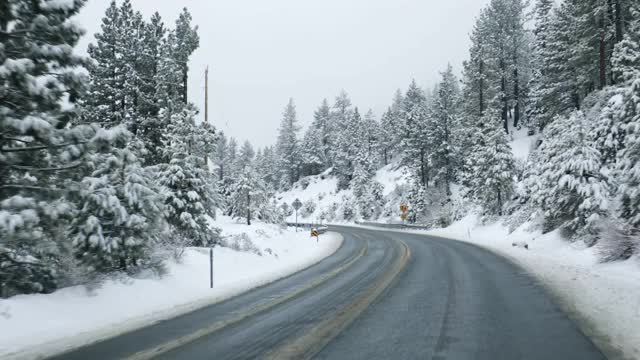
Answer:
301;126;325;176
401;80;431;187
431;65;462;196
1;0;92;295
312;99;333;168
275;98;302;188
155;107;218;247
70;129;164;273
527;111;611;238
84;0;122;128
464;110;516;215
610;5;640;230
173;8;199;104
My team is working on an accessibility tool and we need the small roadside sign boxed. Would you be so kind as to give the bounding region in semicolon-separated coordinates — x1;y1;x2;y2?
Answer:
292;198;303;232
311;228;319;242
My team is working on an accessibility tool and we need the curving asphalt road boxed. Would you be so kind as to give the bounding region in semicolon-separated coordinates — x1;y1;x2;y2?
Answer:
50;226;606;360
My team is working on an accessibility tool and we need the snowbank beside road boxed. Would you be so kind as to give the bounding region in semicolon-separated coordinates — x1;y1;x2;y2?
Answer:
426;216;640;360
352;216;640;359
0;218;342;360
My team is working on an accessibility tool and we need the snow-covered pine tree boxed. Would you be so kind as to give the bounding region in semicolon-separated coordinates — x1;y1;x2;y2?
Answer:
218;136;239;215
527;0;557;131
137;12;166;118
464;109;516;216
0;0;92;296
612;4;640;231
334;106;367;189
83;0;148;134
229;166;267;226
430;64;461;197
379;90;405;165
275;98;302;189
379;109;395;166
138;12;169;165
173;8;199;104
331;91;356;188
227;137;239;176
70;127;164;273
155;106;218;247
117;0;146;135
153;30;183;113
215;131;229;181
312;99;333;168
485;0;530;133
401;80;431;188
351;153;381;220
84;0;123;128
238;140;256;170
301;126;325;176
406;179;428;224
255;145;278;189
527;111;611;240
363;109;381;165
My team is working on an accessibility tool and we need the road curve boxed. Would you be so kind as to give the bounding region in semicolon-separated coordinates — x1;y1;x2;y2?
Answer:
318;226;605;360
49;226;605;360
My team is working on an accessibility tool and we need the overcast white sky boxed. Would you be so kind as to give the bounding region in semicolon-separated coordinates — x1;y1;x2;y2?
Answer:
77;0;491;148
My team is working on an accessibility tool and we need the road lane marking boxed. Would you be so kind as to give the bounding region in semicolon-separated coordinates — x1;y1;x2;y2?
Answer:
122;237;369;360
264;239;411;360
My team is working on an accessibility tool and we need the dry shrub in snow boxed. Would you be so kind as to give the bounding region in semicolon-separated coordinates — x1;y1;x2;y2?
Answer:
597;220;638;262
221;233;262;256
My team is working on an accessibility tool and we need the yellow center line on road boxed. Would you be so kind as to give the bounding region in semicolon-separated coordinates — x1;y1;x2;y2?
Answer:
264;239;411;360
123;235;369;360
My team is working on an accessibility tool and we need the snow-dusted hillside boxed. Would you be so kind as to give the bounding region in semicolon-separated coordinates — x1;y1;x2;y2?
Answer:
275;163;411;224
0;217;342;360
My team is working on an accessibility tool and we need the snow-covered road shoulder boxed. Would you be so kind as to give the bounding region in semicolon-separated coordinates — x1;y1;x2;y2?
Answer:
353;217;640;360
0;220;342;360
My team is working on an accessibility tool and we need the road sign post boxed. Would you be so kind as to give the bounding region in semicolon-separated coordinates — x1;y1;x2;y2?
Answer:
311;228;319;242
292;198;302;232
400;204;409;225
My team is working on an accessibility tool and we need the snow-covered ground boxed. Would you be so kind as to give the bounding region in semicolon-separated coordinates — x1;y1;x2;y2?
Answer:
0;217;342;360
374;163;410;196
276;163;410;223
426;216;640;359
509;126;539;162
351;216;640;359
275;125;640;358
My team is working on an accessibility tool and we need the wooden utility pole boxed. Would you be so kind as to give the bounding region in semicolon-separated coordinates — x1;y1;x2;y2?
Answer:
205;66;209;125
204;66;209;166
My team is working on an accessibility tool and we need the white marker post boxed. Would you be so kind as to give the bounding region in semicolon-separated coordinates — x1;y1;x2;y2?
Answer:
209;248;213;289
